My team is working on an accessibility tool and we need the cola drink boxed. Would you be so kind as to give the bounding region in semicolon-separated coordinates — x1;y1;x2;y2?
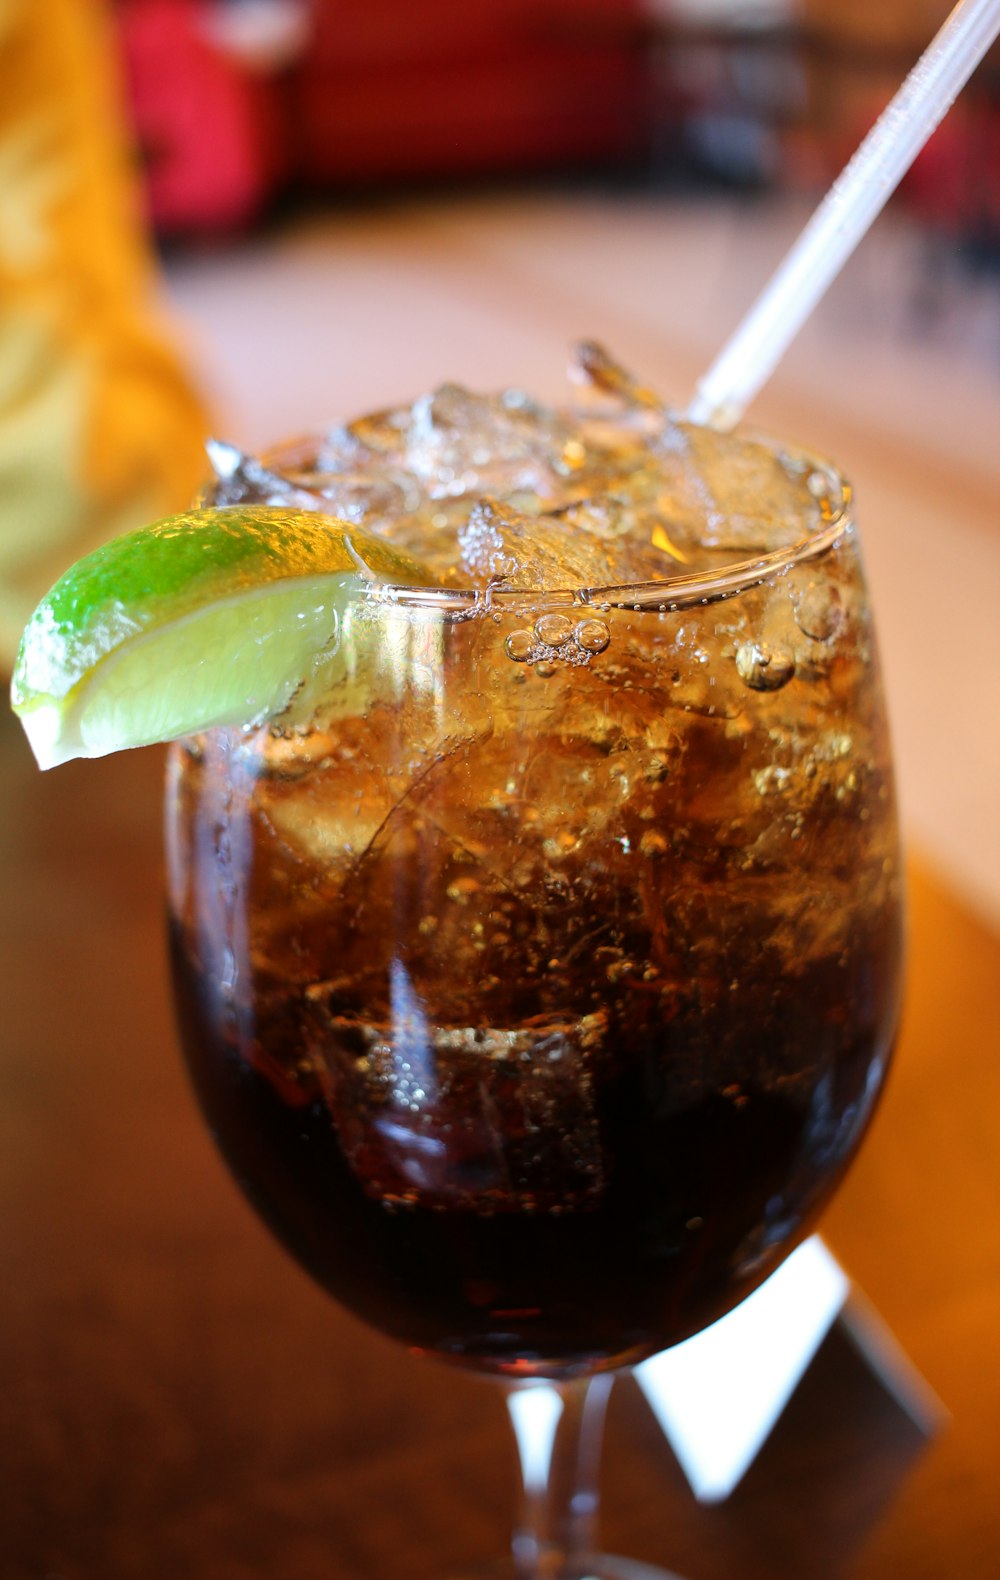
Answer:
167;358;902;1376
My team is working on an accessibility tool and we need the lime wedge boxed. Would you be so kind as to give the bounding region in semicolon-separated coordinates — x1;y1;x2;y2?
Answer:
11;506;429;769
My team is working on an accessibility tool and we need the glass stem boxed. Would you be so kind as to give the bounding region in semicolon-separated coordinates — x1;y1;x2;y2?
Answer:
505;1374;614;1579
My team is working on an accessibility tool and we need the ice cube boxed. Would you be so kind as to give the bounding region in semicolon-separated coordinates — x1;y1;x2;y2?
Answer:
550;487;698;582
677;425;824;554
405;383;579;500
314;474;409;524
303;1006;606;1211
458;498;631;591
322;405;412;464
204;439;322;511
569;340;663;412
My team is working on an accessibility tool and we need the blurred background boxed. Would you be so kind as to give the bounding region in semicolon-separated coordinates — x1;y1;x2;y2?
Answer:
115;0;1000;248
3;11;1000;1576
2;0;999;922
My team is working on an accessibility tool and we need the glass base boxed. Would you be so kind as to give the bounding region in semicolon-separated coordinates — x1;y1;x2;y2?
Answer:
451;1555;687;1580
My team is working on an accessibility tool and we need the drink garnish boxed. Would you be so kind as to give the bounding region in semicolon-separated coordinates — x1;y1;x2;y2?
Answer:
11;506;429;769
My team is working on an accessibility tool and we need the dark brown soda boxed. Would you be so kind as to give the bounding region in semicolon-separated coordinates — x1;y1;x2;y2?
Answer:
167;827;903;1371
166;530;902;1377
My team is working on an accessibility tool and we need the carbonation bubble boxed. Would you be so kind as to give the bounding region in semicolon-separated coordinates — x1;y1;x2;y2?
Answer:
795;583;844;642
574;618;611;654
534;613;574;647
447;876;480;902
735;641;795;692
505;630;533;662
639;830;669;857
606;958;636;984
543;830;579;858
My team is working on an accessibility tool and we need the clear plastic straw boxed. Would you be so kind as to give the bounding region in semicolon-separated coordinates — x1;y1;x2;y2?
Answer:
687;0;1000;430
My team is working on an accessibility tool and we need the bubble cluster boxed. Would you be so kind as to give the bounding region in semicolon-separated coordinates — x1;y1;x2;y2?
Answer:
503;617;612;668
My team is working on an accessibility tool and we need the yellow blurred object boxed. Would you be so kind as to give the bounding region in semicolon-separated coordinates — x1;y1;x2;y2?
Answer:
0;0;209;668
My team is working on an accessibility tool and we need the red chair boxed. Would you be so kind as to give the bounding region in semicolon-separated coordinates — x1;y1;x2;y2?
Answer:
116;0;290;233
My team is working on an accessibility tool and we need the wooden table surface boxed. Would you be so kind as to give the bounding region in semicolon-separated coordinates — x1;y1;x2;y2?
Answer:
2;699;999;1580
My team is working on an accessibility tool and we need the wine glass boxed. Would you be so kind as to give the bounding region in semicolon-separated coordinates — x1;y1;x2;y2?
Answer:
164;406;902;1578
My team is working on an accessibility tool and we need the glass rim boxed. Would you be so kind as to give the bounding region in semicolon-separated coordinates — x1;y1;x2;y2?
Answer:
261;436;854;617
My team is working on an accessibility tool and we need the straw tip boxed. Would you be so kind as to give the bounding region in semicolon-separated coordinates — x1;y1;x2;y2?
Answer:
686;389;741;432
